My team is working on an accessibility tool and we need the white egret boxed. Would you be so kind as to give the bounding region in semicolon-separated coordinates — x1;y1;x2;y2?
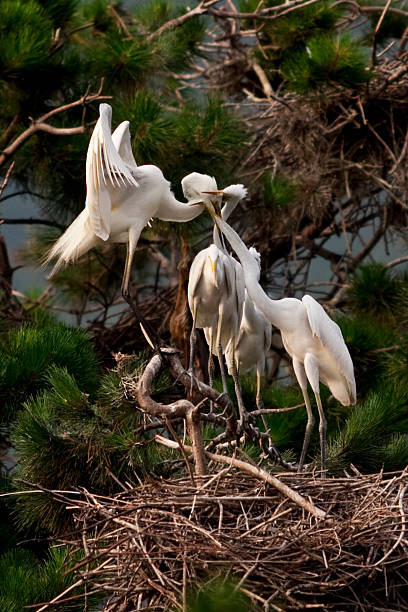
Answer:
44;103;206;305
187;182;247;419
212;214;356;474
225;247;272;414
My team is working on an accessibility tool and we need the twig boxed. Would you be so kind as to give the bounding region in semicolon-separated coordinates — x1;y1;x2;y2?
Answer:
0;83;108;167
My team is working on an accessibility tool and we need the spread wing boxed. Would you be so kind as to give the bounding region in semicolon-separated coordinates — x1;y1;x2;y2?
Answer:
85;104;139;240
111;120;138;168
302;295;356;401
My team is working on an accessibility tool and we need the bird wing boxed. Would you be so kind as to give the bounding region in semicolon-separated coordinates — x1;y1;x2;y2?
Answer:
233;262;245;324
302;295;356;398
85;104;139;241
223;256;236;300
188;252;206;311
263;315;272;353
111;120;138;168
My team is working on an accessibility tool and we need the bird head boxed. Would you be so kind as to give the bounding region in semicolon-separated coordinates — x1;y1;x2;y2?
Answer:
201;183;248;221
182;172;224;231
181;172;218;206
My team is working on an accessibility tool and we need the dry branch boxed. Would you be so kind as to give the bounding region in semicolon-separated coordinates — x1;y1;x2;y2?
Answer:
0;84;109;167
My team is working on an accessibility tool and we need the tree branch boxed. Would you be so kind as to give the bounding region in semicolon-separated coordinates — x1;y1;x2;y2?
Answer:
0;84;109;167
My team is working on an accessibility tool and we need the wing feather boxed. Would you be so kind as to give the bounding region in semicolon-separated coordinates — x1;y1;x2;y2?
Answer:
233;261;245;325
263;315;272;354
111;121;138;168
302;295;356;401
85;104;139;240
188;252;207;312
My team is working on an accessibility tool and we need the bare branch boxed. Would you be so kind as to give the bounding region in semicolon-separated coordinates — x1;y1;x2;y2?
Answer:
0;85;109;167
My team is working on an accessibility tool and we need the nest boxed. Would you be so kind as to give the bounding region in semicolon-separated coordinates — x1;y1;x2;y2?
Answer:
49;466;408;611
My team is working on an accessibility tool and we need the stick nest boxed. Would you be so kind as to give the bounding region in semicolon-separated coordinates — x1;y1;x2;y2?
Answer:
55;466;408;611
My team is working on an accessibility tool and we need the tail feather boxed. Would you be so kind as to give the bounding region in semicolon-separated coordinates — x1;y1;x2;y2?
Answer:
43;210;98;277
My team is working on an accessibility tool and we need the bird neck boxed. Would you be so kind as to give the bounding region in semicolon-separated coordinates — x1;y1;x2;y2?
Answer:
216;217;292;330
212;198;238;251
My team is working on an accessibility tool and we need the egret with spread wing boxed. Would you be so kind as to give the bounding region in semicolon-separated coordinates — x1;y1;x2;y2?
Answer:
45;103;206;307
210;213;356;475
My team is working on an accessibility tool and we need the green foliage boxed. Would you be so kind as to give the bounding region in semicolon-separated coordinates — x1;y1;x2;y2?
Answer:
328;387;408;474
171;95;246;187
261;1;342;53
0;1;53;80
119;90;174;165
135;1;206;71
0;476;18;555
0;546;89;611
37;0;79;28
347;263;407;321
155;12;206;72
186;577;252;612
335;314;398;395
0;319;100;420
382;338;408;391
282;33;371;93
11;363;176;533
90;29;156;89
263;173;298;209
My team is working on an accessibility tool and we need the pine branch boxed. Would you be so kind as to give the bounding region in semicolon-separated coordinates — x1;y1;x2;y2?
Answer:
147;1;212;41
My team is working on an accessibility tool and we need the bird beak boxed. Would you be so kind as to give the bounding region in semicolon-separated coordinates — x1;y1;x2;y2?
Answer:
189;200;204;206
202;189;232;200
201;191;223;219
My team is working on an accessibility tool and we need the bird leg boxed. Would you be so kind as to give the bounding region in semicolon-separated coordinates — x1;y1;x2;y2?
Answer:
298;388;315;472
217;343;228;395
121;235;161;352
188;309;199;397
293;358;315;473
230;350;247;426
188;326;197;397
256;369;269;433
315;392;327;478
215;313;228;395
208;329;215;412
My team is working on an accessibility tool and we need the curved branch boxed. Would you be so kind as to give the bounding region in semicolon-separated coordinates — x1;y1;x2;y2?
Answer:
0;84;109;167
